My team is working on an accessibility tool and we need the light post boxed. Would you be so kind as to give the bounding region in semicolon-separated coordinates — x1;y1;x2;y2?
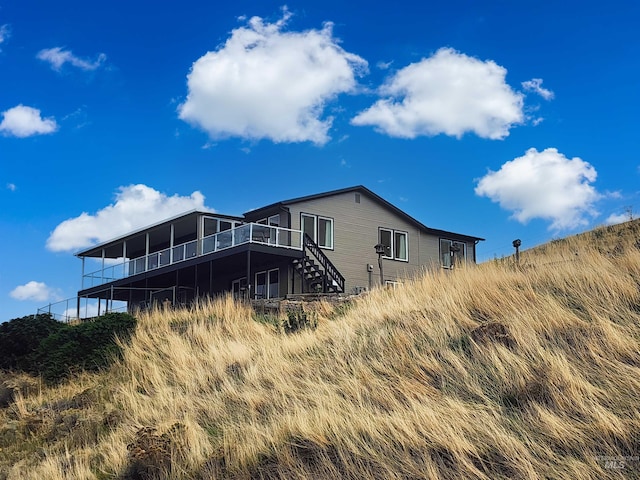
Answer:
513;239;522;265
374;243;385;286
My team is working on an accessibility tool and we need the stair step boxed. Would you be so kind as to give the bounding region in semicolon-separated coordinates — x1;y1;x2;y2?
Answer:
293;255;344;294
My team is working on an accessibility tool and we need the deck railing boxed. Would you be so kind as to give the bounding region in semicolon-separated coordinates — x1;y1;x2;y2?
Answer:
36;296;128;322
82;223;303;289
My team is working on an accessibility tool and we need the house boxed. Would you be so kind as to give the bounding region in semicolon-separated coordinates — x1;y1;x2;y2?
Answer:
73;186;483;313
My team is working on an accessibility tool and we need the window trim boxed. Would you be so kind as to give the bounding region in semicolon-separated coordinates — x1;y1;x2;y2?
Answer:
231;277;247;300
394;230;408;262
202;216;240;236
300;213;334;250
254;268;279;299
439;238;467;269
379;228;393;259
378;227;408;262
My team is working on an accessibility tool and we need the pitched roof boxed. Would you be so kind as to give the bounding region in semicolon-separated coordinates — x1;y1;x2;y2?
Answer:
76;185;483;257
246;185;484;242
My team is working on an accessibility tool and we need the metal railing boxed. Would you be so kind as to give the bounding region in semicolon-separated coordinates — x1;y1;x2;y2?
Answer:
82;223;303;289
37;296;127;323
302;233;345;293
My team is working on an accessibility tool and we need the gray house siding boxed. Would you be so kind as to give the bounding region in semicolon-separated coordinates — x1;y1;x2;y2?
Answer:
286;190;447;292
72;186;482;316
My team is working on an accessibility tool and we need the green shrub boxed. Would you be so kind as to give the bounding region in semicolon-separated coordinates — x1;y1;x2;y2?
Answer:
0;312;136;385
281;309;317;334
0;314;63;371
30;312;137;384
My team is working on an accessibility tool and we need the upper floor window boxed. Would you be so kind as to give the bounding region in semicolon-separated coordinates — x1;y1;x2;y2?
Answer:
301;213;333;249
203;216;238;236
440;239;466;268
257;214;280;227
379;228;408;261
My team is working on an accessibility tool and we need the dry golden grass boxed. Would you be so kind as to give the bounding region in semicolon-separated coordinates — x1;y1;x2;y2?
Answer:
2;219;640;479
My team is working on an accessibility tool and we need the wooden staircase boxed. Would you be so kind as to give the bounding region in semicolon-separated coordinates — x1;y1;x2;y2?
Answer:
292;234;345;294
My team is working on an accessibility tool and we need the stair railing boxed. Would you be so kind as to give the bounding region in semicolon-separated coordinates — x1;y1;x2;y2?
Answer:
302;233;345;293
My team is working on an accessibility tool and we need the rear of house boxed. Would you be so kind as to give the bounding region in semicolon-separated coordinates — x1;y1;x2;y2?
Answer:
250;186;482;293
40;186;483;320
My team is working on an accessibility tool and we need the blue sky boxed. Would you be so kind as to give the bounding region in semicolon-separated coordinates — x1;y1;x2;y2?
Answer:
2;0;639;320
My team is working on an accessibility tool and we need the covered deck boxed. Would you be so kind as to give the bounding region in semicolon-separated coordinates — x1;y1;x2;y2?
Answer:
73;212;304;314
77;212;303;290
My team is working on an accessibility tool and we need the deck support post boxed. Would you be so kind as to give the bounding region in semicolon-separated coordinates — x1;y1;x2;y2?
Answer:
246;250;251;300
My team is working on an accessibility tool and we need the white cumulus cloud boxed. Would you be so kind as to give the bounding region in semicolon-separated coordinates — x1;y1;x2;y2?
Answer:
0;105;58;137
47;184;212;252
351;47;524;140
178;10;367;145
475;148;601;230
10;281;59;302
604;213;630;225
0;24;10;49
522;78;554;100
37;47;106;71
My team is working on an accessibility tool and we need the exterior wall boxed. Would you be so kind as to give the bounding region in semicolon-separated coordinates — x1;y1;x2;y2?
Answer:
77;192;479;303
286;191;450;293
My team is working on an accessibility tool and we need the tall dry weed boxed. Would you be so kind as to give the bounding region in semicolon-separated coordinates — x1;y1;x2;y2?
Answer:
3;222;640;479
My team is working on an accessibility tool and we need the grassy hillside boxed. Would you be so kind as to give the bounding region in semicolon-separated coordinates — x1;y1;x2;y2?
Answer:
2;220;640;479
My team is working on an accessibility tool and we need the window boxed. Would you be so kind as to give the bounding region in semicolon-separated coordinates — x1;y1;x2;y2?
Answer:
301;213;333;249
302;214;316;240
203;217;218;236
268;269;279;299
318;217;333;249
379;228;392;258
232;277;247;300
203;217;237;235
440;239;466;268
255;268;279;299
255;272;266;299
378;228;408;261
395;231;408;261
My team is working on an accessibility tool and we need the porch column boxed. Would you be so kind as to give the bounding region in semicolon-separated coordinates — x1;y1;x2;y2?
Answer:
81;257;85;289
122;241;127;277
170;223;175;263
110;285;114;313
196;216;203;255
209;260;214;296
246;250;251;300
101;248;105;284
145;233;150;271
